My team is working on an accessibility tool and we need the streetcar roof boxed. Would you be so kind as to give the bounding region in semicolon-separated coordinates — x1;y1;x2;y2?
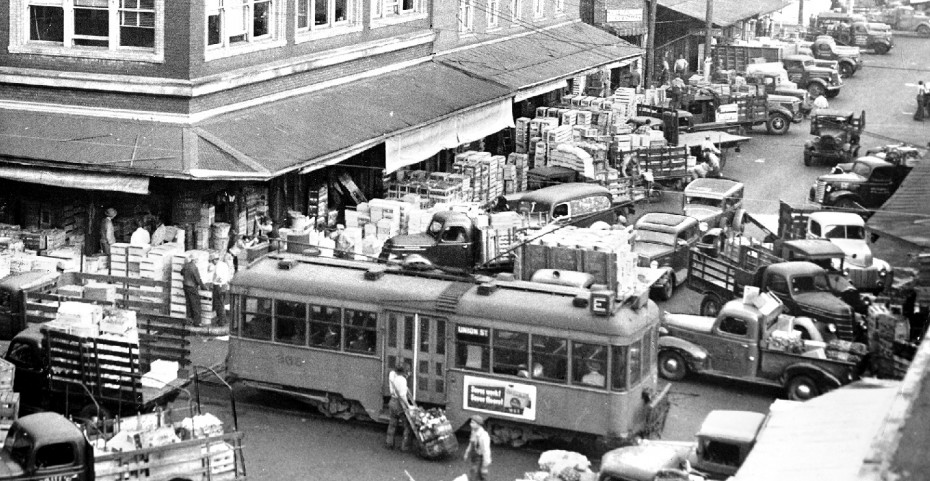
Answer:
230;254;655;336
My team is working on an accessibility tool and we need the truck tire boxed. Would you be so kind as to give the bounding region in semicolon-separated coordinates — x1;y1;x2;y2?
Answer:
700;294;723;317
838;62;854;78
658;351;688;381
918;25;930;37
873;43;889;55
766;112;790;135
652;273;675;301
834;197;859;210
786;375;821;401
825;89;839;99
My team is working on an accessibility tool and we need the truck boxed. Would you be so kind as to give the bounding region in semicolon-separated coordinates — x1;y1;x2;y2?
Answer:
0;270;60;339
742;63;810;101
822;21;894;54
804;36;863;78
809;155;911;210
876;6;930;36
0;406;246;480
687;246;860;342
5;321;191;420
713;44;843;99
774;201;891;293
632;212;701;301
657;294;867;400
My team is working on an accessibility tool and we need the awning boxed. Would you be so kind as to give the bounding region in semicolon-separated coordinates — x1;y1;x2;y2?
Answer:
0;164;149;194
0;62;512;181
435;21;642;101
659;0;794;27
677;130;751;148
385;98;514;173
867;154;930;248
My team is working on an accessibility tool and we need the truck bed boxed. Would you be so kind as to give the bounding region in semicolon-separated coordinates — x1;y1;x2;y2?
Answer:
94;431;246;481
760;345;861;382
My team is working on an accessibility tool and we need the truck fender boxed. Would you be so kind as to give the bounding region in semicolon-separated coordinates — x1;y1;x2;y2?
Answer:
658;336;709;371
791;316;825;343
826;190;859;205
809;78;829;89
781;364;843;391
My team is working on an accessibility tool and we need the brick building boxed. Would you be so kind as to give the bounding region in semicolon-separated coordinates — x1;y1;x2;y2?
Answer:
0;0;641;252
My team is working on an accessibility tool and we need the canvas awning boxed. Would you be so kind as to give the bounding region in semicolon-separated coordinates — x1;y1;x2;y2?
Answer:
436;21;642;102
659;0;794;27
0;164;149;194
867;154;930;248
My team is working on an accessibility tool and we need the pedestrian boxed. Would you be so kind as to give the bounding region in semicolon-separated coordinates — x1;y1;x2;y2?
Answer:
628;66;642;91
129;220;151;246
922;81;930;117
812;93;829;117
331;224;354;259
916;81;928;121
669;75;686;110
673;54;689;78
99;207;117;255
660;54;671;86
210;252;232;328
181;253;208;327
801;92;814;119
151;217;167;246
464;414;492;481
386;363;413;451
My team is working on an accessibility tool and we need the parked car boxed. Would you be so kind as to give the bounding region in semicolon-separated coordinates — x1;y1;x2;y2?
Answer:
632;212;701;301
803;109;865;166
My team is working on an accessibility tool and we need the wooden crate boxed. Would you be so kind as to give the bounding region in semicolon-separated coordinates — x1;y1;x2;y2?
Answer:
0;391;19;424
0;358;13;391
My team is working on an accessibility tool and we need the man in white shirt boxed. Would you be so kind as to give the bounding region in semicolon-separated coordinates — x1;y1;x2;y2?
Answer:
210;252;232;327
464;415;492;480
386;364;413;451
129;221;151;246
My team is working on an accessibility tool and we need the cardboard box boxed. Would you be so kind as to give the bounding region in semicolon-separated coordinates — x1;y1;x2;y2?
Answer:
84;283;117;303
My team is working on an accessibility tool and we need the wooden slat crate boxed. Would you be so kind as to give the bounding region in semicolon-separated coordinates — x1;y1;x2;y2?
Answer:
0;358;14;392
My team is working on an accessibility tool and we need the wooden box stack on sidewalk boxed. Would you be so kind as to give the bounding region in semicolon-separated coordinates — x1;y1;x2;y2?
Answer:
169;250;213;324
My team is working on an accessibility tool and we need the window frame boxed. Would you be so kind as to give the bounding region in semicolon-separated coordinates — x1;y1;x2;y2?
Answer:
345;308;378;355
455;324;490;371
242;296;274;342
532;0;544;19
12;0;164;62
492;329;529;377
531;334;567;383
273;299;308;346
487;0;500;29
309;304;343;350
510;0;523;24
370;0;424;29
459;0;475;33
205;0;286;60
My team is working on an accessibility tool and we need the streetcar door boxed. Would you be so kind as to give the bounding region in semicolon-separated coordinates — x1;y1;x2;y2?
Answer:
385;312;448;405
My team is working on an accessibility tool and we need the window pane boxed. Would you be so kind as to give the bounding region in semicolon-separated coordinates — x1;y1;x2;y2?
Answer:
611;345;628;391
402;0;414;10
242;297;273;340
629;340;643;386
532;335;567;383
335;0;347;21
207;14;221;45
345;309;377;354
492;330;528;376
436;320;445;355
297;0;309;28
254;0;270;36
403;315;414;350
309;305;341;349
419;318;430;353
388;314;398;348
276;300;306;319
455;325;489;371
573;342;607;388
30;6;64;42
275;300;306;345
74;8;109;36
315;0;328;25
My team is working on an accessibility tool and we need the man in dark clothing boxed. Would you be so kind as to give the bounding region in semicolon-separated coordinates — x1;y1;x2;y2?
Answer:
181;254;207;327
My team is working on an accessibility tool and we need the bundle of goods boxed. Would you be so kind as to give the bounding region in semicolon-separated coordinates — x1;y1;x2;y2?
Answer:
453;151;506;205
518;450;596;481
548;144;596;178
44;302;140;341
825;339;869;363
385;170;472;208
407;406;457;459
764;328;805;354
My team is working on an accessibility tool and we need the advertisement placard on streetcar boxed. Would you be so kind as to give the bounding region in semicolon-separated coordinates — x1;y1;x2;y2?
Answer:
463;375;537;421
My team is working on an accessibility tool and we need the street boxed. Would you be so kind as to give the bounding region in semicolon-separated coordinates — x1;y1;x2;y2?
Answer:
176;37;930;481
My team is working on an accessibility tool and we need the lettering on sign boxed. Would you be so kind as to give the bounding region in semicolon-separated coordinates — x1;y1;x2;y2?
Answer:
463;375;537;421
456;326;489;337
42;475;78;481
606;8;643;22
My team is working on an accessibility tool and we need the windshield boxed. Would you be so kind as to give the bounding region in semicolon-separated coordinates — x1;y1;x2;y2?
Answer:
5;425;32;467
686;196;722;208
851;162;871;177
518;201;548;214
635;229;676;245
427;220;443;238
791;273;832;293
824;224;865;240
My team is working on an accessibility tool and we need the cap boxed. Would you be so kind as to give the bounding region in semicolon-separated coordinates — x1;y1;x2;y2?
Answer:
470;414;484;426
209;252;220;261
105;208;117;217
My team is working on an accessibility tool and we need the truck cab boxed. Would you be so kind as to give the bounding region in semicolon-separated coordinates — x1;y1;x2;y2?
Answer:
379;210;480;272
682;178;745;230
633;213;701;301
809;155;904;209
805;211;891;293
0;412;93;480
836;21;894;54
781;54;843;99
803;109;865;167
808;36;862;77
0;271;60;339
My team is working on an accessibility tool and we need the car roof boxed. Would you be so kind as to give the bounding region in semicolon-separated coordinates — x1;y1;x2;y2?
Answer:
635;213;698;232
698;410;767;443
684;178;743;197
809;211;865;226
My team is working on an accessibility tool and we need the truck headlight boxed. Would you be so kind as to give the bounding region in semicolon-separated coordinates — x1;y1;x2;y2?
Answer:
825;184;833;193
879;268;887;277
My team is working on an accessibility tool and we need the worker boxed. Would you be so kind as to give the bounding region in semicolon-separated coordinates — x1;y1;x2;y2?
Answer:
210;252;232;328
812;93;829;117
916;80;928;121
386;363;413;451
99;207;117;255
673;54;689;78
581;362;606;387
700;136;721;174
668;75;686;110
464;414;492;481
628;66;642;91
331;224;354;259
151;217;167;246
129;220;150;246
634;118;653;134
181;253;208;327
252;205;274;241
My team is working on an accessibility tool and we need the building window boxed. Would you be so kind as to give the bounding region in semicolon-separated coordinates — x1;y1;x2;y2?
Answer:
533;0;543;18
372;0;418;19
296;0;349;29
510;0;522;23
487;0;500;28
20;0;160;55
459;0;474;33
555;0;564;14
207;0;276;48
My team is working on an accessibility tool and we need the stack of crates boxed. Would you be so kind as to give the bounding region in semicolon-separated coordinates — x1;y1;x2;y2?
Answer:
169;251;214;324
514;117;532;153
0;358;18;441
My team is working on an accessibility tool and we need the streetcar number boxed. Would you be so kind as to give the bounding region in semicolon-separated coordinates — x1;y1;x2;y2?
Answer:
276;354;305;366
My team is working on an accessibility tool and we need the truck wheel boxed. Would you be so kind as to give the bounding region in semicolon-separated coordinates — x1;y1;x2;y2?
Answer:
873;43;889;54
786;375;821;401
803;150;813;166
918;25;930;37
825;89;839;99
807;83;824;99
700;295;722;317
658;351;688;381
766;112;790;135
653;274;675;301
834;197;859;210
838;62;854;78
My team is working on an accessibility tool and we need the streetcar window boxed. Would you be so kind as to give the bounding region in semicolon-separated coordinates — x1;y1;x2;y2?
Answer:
629;339;643;386
572;342;607;388
243;296;273;341
309;305;342;349
610;345;628;391
493;330;528;377
641;329;654;380
532;335;567;383
455;324;489;371
274;300;307;346
345;309;377;354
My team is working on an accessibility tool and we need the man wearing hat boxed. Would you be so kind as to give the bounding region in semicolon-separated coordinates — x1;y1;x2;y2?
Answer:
210;252;232;328
464;414;492;480
386;363;413;451
181;253;208;327
99;207;117;255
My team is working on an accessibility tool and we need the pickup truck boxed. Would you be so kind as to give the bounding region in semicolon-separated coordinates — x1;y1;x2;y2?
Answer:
657;294;866;400
636;88;798;136
632;212;701;301
810;154;914;210
0;409;246;480
713;45;843;99
687;246;860;342
0;270;60;339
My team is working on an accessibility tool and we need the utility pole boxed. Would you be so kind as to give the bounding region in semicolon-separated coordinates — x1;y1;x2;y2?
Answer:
647;0;657;86
798;0;804;28
704;0;714;79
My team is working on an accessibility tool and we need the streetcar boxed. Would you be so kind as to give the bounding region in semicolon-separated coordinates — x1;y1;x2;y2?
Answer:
226;253;670;448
